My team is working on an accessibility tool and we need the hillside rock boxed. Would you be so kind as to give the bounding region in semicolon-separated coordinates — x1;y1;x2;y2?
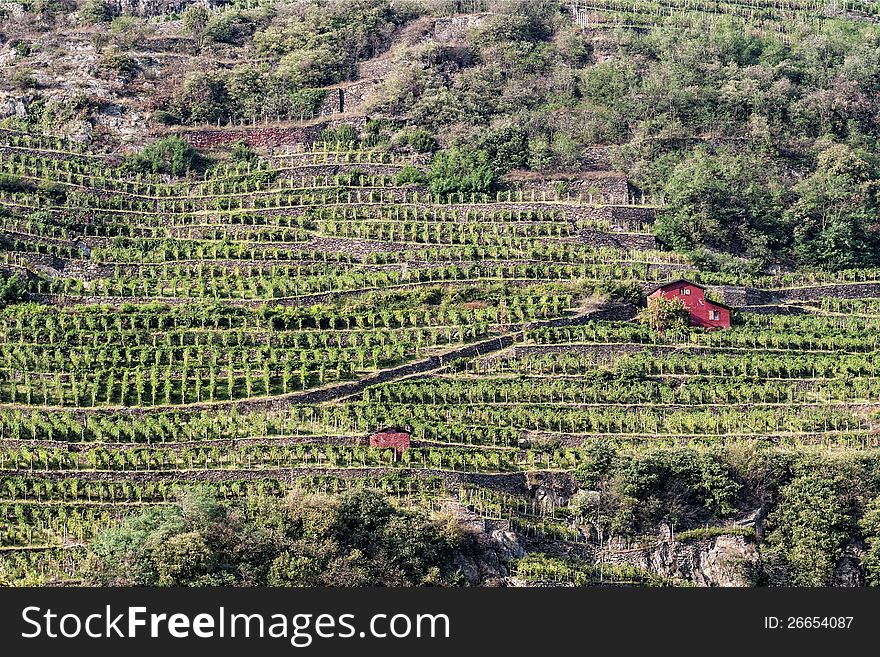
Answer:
450;529;525;586
604;535;760;587
832;541;866;587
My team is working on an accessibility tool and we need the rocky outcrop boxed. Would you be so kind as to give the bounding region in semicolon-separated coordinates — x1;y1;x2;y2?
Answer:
603;535;760;587
832;541;866;587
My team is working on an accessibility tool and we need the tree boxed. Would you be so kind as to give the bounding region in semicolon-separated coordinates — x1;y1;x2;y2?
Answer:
80;0;115;24
83;488;467;587
765;472;852;586
639;295;689;332
655;148;786;263
787;143;880;269
859;496;880;586
183;5;210;47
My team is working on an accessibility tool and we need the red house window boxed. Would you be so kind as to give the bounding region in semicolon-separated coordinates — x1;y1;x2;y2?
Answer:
711;310;719;321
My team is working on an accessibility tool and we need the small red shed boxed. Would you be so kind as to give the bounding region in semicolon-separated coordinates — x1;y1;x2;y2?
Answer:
369;426;411;458
647;279;731;329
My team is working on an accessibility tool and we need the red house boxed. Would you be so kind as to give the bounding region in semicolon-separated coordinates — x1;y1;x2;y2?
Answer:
369;426;411;458
647;279;731;329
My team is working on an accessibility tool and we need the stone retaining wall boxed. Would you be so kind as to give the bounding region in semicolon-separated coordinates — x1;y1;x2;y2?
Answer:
578;229;656;250
509;174;629;199
710;285;777;306
525;302;638;329
180;117;367;149
774;282;880;301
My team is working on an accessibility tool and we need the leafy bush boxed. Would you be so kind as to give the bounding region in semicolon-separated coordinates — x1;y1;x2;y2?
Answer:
655;148;785;263
121;136;205;177
11;68;38;89
80;0;115;24
230;139;257;165
0;273;27;307
319;124;359;147
394;127;437;153
765;471;853;586
860;496;880;586
98;48;138;78
597;280;643;307
394;165;426;186
427;146;497;197
206;11;256;45
639;295;690;331
152;110;181;126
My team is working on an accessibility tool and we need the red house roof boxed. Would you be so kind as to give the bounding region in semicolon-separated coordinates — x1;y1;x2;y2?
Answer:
647;278;708;294
647;279;732;329
647;279;732;310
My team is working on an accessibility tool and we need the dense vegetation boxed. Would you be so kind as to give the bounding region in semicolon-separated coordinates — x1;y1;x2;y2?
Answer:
85;487;466;586
363;4;880;270
572;441;880;586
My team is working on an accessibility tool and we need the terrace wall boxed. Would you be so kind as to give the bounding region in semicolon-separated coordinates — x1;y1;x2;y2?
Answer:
774;282;880;301
578;229;656;250
180;117;368;149
525;302;638;329
508;173;629;199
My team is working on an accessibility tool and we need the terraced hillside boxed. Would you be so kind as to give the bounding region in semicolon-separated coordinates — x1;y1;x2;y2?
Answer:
2;120;880;586
4;0;880;587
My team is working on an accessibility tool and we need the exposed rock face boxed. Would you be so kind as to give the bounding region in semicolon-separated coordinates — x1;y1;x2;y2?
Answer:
450;529;525;586
0;92;27;119
604;535;760;587
491;530;526;562
432;14;491;43
832;542;866;587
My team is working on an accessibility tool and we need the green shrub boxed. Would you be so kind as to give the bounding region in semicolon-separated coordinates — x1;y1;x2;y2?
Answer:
319;124;359;147
0;273;27;308
230;139;258;165
394;165;426;186
206;11;256;45
860;496;880;586
427;146;497;197
80;0;115;24
99;48;138;78
0;175;37;194
12;68;38;89
121;136;205;177
12;40;32;57
152;110;181;126
395;128;437;153
765;472;853;586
